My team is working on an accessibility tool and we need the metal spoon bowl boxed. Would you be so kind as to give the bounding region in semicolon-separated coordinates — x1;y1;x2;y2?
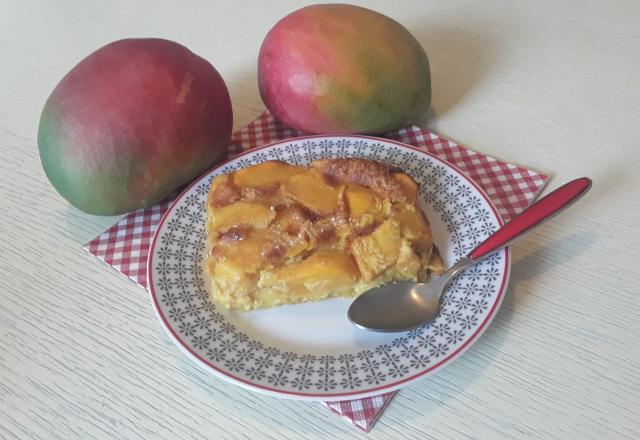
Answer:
348;177;592;333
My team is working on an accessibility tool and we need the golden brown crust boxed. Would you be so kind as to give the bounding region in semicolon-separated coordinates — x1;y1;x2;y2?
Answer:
206;158;441;310
311;158;408;202
208;175;241;208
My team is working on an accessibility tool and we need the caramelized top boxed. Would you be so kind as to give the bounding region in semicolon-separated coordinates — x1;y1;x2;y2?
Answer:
205;158;440;310
311;158;409;202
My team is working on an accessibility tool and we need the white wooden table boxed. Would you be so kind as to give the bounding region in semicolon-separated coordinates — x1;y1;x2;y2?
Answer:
1;1;639;438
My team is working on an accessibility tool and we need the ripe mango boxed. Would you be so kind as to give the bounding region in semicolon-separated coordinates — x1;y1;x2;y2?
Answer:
38;38;233;215
258;4;430;134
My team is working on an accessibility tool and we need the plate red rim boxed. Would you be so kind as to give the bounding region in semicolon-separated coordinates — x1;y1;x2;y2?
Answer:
147;134;511;401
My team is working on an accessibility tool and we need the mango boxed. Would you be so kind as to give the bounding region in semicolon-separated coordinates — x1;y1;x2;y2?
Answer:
262;249;360;293
351;219;401;281
281;169;343;215
214;241;268;274
345;185;380;218
393;203;433;253
258;4;430;134
233;161;302;187
207;201;275;234
38;38;233;215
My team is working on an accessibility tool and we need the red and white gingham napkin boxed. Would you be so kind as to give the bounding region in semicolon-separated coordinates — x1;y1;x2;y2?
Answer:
84;111;548;432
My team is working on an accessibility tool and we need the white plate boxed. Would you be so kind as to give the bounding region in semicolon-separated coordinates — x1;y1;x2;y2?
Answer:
147;135;510;401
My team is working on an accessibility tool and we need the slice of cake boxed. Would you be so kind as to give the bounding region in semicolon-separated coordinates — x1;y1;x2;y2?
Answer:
205;158;443;311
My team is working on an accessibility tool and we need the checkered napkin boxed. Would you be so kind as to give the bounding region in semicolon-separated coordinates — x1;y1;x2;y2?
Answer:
84;111;548;432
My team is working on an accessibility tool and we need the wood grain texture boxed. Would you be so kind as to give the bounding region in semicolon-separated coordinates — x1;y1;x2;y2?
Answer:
1;0;639;438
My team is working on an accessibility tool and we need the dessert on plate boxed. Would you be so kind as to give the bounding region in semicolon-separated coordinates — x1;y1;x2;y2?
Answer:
205;158;443;311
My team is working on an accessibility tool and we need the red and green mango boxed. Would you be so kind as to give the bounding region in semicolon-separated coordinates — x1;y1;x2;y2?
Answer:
38;38;232;215
258;4;430;134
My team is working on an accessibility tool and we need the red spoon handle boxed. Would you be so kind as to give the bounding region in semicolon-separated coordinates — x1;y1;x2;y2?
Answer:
468;177;592;261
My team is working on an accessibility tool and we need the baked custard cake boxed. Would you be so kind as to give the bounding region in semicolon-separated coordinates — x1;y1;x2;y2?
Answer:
205;158;444;311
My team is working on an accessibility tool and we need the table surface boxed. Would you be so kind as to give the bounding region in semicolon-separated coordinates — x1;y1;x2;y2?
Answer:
2;1;639;438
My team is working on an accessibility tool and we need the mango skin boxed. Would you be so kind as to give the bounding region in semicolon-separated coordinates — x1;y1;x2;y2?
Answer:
258;4;430;135
38;38;232;215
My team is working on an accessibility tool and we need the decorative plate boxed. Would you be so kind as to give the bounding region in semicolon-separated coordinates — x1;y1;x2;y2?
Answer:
147;135;510;401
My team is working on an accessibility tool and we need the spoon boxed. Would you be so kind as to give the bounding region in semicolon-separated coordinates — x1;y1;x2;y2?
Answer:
348;177;592;332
